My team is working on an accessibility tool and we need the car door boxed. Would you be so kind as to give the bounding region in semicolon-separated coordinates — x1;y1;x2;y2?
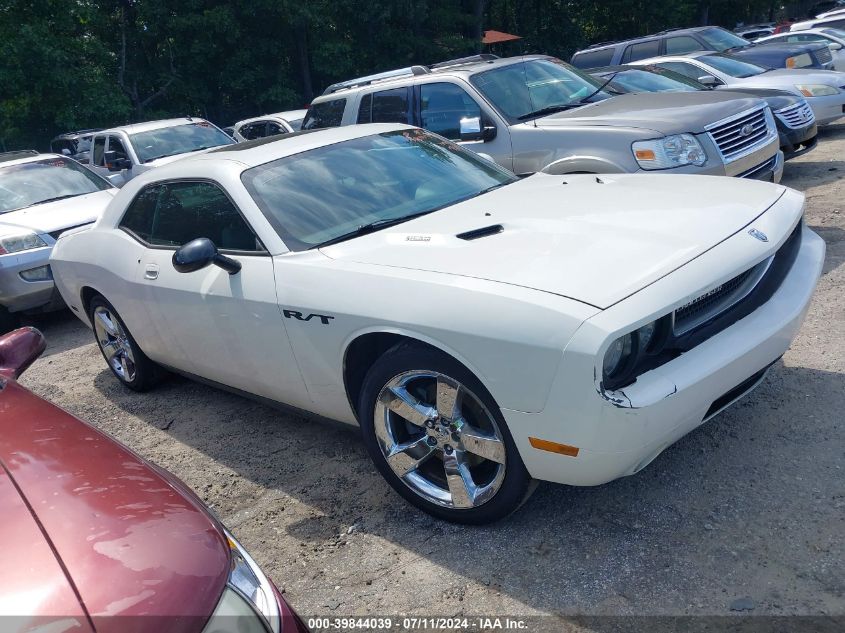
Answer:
90;135;109;179
104;135;131;186
415;80;513;171
119;179;308;402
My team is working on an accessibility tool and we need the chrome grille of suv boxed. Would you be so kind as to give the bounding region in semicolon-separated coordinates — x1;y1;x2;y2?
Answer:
816;46;833;66
673;256;774;335
775;101;815;129
705;106;774;163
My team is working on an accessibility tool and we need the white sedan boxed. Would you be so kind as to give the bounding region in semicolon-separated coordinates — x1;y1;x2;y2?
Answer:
634;51;845;125
49;124;825;523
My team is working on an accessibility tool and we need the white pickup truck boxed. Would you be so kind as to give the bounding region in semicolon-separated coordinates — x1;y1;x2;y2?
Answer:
86;117;234;186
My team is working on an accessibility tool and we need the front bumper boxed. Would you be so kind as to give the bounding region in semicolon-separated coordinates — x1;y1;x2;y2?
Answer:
807;93;845;126
504;208;824;487
779;123;818;160
0;247;60;313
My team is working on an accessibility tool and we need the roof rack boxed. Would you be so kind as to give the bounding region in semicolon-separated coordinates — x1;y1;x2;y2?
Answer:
322;65;431;95
585;40;622;50
0;150;39;163
656;27;691;35
429;53;499;69
320;55;500;96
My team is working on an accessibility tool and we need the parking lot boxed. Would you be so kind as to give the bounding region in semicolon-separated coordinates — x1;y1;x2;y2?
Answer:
18;125;845;624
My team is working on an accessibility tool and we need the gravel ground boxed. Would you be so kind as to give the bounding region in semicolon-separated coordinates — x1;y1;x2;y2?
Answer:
19;125;845;626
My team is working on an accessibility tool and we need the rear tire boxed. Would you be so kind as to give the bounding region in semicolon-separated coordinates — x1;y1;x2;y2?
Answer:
89;295;161;392
358;343;534;524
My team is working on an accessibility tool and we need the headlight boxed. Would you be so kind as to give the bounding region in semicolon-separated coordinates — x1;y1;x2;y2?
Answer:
602;316;672;391
786;53;813;69
0;232;48;255
795;84;840;97
202;530;281;633
632;134;706;170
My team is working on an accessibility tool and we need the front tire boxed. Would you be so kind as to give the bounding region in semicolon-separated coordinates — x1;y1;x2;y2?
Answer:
358;343;534;524
89;296;160;391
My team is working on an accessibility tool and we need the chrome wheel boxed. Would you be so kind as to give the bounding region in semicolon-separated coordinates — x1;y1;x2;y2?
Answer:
374;371;506;509
93;305;137;382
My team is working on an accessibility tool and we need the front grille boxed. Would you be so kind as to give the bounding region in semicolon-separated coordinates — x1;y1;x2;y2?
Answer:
674;256;772;335
815;46;833;65
775;101;816;129
706;106;773;163
738;156;776;180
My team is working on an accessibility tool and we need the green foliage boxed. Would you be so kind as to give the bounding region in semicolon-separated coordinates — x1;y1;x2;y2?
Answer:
0;0;793;149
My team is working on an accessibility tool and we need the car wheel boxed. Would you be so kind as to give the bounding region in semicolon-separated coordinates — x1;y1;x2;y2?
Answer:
358;343;534;524
0;307;18;335
89;296;160;392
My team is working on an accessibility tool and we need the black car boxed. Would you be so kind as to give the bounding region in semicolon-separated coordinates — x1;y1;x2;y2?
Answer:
590;64;818;159
571;26;834;71
49;129;101;163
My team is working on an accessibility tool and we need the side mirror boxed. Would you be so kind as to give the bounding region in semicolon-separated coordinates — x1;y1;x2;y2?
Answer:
172;237;241;275
459;116;497;142
104;150;131;172
61;148;72;156
830;42;843;51
697;74;719;87
0;327;46;379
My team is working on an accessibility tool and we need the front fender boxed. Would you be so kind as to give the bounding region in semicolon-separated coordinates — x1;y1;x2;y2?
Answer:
541;155;628;175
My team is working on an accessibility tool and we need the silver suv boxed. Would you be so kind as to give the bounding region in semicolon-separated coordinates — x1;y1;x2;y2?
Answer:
303;55;783;182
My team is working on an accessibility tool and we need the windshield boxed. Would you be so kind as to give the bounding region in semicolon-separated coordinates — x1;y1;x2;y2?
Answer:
470;58;612;121
0;157;112;214
698;27;752;51
603;68;700;93
130;122;233;163
242;129;517;251
701;53;766;78
822;27;845;39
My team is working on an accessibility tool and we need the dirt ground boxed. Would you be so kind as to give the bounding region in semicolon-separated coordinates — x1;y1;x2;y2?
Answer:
19;125;845;626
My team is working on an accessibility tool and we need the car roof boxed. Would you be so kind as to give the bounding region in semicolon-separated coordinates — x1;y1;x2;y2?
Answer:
314;55;551;100
98;117;211;135
179;123;414;170
0;152;65;169
51;129;101;141
576;26;724;54
234;109;308;128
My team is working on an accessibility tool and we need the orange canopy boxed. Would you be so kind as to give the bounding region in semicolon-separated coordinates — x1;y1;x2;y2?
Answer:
482;30;522;44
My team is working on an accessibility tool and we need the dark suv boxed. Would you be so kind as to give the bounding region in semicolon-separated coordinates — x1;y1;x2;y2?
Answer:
571;26;834;70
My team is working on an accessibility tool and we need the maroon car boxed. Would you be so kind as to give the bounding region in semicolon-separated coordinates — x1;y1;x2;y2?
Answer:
0;328;307;633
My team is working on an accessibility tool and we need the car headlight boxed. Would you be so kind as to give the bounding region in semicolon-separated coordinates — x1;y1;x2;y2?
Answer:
0;232;48;255
203;530;281;633
795;84;840;97
602;316;672;391
786;53;813;69
632;134;706;170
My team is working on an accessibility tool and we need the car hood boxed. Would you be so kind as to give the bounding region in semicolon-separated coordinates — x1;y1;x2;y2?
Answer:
144;145;230;168
0;189;115;237
739;68;845;86
533;91;764;135
716;87;803;111
321;173;786;309
0;379;229;631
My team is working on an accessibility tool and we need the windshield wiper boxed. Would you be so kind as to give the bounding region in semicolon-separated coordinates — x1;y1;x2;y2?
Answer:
575;72;619;105
314;210;436;249
517;104;581;120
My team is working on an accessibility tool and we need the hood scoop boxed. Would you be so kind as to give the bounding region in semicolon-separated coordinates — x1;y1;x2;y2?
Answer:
456;224;503;241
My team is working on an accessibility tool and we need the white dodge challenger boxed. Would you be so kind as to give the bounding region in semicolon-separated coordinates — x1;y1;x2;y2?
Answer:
50;123;825;523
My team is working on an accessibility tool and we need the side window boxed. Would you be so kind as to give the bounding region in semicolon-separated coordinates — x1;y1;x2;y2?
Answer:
119;185;160;242
108;135;128;159
301;99;346;130
419;83;482;140
120;181;263;252
622;39;661;63
92;137;106;166
657;61;707;80
666;36;706;54
240;123;266;140
570;47;615;69
266;122;285;136
357;93;372;123
370;88;411;124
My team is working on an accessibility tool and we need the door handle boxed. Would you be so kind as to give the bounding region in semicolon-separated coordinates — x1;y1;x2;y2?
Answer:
144;264;159;280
